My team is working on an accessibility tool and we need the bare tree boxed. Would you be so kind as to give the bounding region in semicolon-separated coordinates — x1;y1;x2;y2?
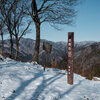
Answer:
7;11;14;58
0;18;4;56
13;19;31;60
0;0;31;59
0;1;5;56
0;0;20;58
0;27;4;56
0;24;8;56
10;1;31;60
0;0;8;56
24;0;79;63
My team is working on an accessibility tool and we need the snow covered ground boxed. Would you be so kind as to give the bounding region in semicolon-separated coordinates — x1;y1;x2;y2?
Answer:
0;58;100;100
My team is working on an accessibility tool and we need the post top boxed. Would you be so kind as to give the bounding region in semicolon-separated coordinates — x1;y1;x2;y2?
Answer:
68;32;74;35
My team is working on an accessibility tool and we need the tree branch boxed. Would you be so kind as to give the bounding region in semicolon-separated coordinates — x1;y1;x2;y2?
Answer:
19;22;31;41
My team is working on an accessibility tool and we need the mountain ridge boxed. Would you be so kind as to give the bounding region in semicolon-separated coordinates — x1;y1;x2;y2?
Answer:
0;38;100;79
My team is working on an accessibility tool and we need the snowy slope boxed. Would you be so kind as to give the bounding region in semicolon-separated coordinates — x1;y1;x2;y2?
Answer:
0;58;100;100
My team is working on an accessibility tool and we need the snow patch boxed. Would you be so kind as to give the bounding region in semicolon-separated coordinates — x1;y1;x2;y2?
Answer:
0;58;100;100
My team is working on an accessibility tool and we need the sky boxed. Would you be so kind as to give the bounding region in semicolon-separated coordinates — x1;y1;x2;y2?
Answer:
4;0;100;42
26;0;100;42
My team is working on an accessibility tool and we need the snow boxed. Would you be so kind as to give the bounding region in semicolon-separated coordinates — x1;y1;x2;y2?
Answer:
0;58;100;100
93;77;100;81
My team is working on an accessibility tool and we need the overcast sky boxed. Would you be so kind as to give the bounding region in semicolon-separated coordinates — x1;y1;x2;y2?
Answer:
18;0;100;42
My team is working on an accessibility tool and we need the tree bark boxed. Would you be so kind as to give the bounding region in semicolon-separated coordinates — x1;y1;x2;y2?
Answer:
1;32;4;56
32;22;40;63
15;35;19;60
9;33;13;58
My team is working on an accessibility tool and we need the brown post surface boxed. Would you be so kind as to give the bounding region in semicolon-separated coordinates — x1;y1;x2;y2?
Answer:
67;32;74;85
43;41;52;71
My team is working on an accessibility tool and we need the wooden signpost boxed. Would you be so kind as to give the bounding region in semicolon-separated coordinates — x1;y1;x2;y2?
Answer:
67;32;74;85
43;41;52;70
43;41;52;53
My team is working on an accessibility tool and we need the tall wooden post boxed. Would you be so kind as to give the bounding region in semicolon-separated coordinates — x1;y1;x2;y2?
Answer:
67;32;74;85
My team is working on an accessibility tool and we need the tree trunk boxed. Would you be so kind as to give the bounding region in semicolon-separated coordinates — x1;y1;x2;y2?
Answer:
15;35;19;60
1;32;4;56
9;33;13;58
32;22;40;63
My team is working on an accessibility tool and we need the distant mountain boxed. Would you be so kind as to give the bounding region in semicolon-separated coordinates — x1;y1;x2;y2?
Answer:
0;38;100;79
74;42;100;79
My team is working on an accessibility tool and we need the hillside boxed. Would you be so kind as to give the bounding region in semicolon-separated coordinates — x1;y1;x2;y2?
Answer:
74;43;100;79
0;57;100;100
0;38;100;79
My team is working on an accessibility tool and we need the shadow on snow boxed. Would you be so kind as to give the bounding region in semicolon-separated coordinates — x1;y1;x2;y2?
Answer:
5;68;84;100
5;69;63;100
